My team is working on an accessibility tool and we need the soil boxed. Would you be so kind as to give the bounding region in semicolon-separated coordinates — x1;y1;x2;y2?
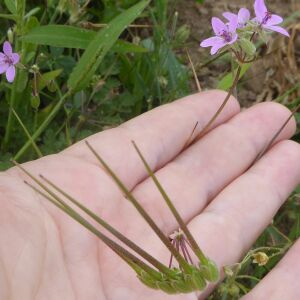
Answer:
175;0;300;107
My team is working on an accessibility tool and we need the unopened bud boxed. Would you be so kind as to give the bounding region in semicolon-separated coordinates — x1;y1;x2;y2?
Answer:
175;25;190;44
31;94;40;109
200;259;219;282
47;80;57;92
7;28;14;44
239;38;256;57
228;283;240;297
252;252;269;266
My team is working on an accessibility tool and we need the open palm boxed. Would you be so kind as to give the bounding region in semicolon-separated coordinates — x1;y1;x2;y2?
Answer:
1;90;300;300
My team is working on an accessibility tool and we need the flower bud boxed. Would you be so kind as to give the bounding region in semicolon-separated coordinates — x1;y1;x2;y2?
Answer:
47;80;57;92
239;38;256;56
175;25;190;44
252;252;269;266
200;259;219;282
228;283;240;297
31;94;40;109
7;28;14;44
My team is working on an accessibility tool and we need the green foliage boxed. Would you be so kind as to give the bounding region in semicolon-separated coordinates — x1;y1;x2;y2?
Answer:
0;0;190;162
21;25;148;52
68;0;150;92
217;63;251;91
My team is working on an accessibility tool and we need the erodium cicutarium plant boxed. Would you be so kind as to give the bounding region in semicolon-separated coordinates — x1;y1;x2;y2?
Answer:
14;0;294;296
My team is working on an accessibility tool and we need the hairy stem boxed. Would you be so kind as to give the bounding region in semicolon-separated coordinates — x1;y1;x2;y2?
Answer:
254;102;300;163
194;65;242;142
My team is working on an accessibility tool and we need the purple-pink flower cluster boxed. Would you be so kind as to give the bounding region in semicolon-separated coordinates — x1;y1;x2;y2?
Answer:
200;0;290;56
0;41;19;83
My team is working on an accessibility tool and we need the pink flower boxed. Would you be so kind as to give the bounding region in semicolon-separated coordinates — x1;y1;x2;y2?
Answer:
200;17;238;55
223;8;251;29
254;0;289;37
0;42;20;82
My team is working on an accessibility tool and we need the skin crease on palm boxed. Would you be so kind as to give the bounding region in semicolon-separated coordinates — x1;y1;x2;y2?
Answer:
1;90;300;300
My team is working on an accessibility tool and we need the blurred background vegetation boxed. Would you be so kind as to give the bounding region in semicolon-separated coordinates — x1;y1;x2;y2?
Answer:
0;0;191;168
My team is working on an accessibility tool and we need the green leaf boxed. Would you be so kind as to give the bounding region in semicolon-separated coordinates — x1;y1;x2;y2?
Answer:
217;63;251;91
21;25;148;53
16;0;26;18
4;0;17;14
113;40;148;53
67;0;150;92
20;25;95;49
0;13;17;21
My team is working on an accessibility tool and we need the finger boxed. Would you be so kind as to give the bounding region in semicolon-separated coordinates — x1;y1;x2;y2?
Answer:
63;90;239;188
242;238;300;300
188;140;300;275
130;102;296;236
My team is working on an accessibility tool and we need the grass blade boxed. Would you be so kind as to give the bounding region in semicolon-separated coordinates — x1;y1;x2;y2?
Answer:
67;0;150;92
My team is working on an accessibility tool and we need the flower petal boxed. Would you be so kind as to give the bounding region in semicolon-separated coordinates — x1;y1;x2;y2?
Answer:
0;63;8;74
12;53;20;64
221;13;238;33
267;14;283;26
212;17;227;35
0;53;5;62
264;25;290;37
210;40;226;55
6;65;15;82
223;12;238;23
3;41;12;55
200;36;223;47
254;0;267;21
238;8;250;24
228;16;238;33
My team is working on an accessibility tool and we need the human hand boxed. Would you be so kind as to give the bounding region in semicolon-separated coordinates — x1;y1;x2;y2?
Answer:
1;90;300;300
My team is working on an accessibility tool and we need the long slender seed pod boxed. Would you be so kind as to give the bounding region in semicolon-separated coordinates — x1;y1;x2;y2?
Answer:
131;141;208;265
23;179;161;280
254;101;300;163
39;174;174;277
85;141;192;273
